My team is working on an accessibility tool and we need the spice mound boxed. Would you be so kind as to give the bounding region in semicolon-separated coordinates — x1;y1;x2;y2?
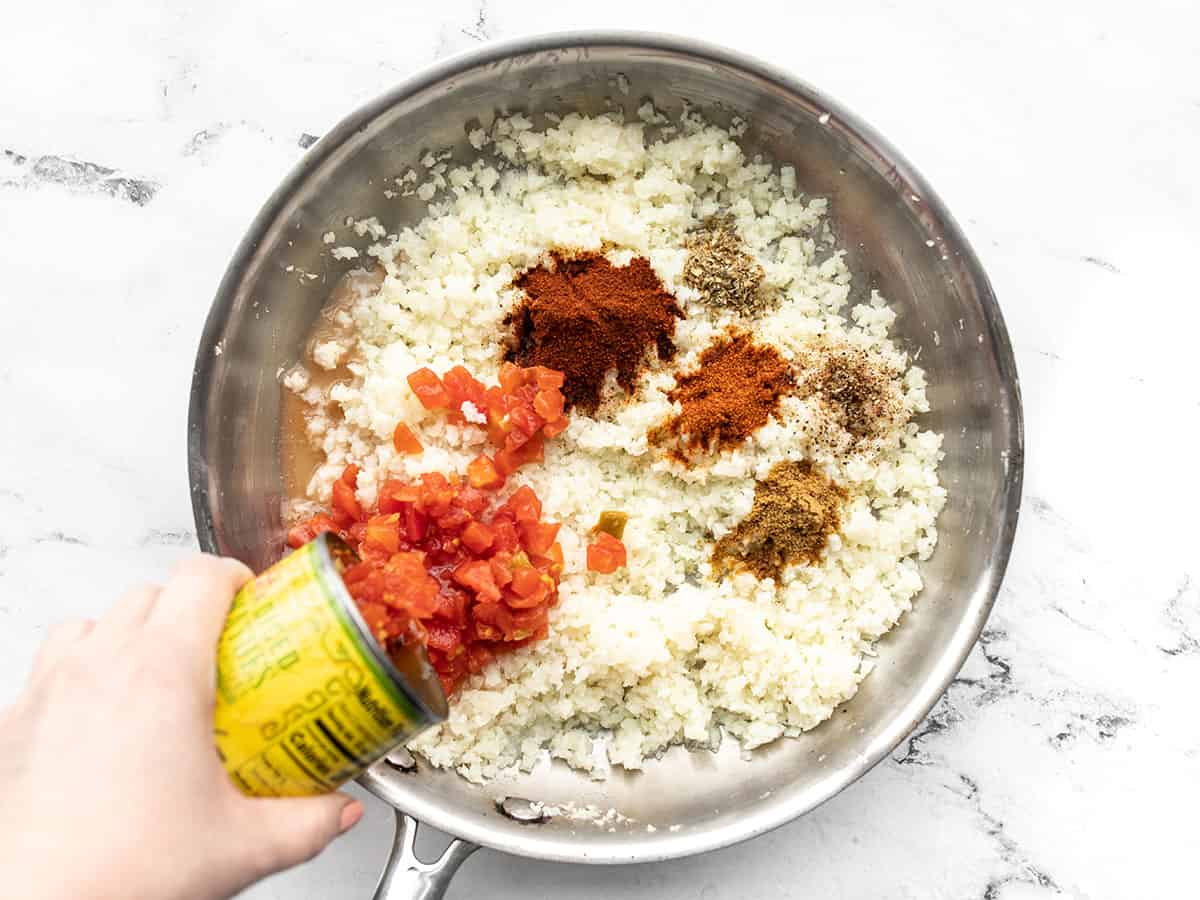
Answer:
650;331;794;459
682;218;766;314
800;342;905;448
713;460;846;581
507;252;684;412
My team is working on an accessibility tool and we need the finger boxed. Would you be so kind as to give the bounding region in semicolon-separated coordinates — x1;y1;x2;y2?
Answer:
241;794;362;875
148;555;253;651
91;584;161;642
31;618;95;678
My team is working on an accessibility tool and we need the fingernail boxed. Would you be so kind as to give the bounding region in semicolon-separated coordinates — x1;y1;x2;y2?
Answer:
339;800;364;834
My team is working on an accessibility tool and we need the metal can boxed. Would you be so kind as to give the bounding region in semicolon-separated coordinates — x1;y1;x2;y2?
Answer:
213;533;447;796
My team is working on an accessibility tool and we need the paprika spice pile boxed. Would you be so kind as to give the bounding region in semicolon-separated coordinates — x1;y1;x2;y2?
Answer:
650;330;795;460
507;252;684;412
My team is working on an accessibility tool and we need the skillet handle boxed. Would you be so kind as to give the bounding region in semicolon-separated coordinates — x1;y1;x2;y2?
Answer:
371;810;478;900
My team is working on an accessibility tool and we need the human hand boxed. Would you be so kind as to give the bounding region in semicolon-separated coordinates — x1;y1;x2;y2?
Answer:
0;554;364;900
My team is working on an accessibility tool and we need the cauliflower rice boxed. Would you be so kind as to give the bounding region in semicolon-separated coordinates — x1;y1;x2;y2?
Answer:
289;108;946;783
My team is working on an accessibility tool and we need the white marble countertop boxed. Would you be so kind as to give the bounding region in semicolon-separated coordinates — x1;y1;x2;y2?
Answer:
2;2;1197;898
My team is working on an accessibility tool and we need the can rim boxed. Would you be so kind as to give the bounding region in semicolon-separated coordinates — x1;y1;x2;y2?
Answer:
314;533;449;725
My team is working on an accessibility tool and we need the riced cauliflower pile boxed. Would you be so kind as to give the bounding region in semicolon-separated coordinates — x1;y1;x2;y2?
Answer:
284;106;946;783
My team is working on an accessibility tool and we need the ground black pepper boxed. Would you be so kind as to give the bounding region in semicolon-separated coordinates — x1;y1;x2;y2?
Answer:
799;341;904;448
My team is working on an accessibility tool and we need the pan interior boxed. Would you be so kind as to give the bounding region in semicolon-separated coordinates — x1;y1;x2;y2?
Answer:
189;34;1021;864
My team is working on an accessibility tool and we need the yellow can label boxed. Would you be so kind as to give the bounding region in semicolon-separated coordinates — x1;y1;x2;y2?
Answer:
213;537;435;796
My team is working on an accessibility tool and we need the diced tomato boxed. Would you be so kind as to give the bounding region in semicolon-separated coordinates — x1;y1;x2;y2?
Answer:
331;478;362;522
488;553;515;587
479;601;548;641
392;423;423;455
533;389;564;422
466;454;503;489
531;366;565;391
530;552;563;582
491;518;520;553
496;433;545;473
388;549;430;578
467;643;493;673
286;512;343;548
509;404;542;440
520;520;560;556
407;368;453;409
483;385;506;416
486;419;509;449
341;560;372;588
377;480;419;514
403;505;428;542
452;559;501;603
498;362;523;393
350;550;441;623
388;574;440;620
442;366;487;408
508;604;548;635
509;566;542;598
506;585;548;609
521;433;546;464
431;589;469;626
417;472;455;512
292;363;571;700
587;532;627;574
461;520;495;554
286;513;348;549
507;568;550;608
472;602;513;641
499;391;522;415
493;448;518;476
435;506;471;532
453;486;488;516
356;600;393;642
346;521;368;545
314;513;343;535
542;417;569;439
504;485;542;525
364;514;402;554
425;620;462;656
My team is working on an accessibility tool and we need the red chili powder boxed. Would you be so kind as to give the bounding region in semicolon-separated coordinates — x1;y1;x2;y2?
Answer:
507;253;684;412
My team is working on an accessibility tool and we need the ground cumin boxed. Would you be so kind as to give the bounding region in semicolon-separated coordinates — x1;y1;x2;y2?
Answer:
506;252;683;412
649;331;794;459
712;460;846;580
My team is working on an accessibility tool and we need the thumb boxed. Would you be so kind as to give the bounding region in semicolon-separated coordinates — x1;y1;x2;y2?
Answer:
243;793;364;874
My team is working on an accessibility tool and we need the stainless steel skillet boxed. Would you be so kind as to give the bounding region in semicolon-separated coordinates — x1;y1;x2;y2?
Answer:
188;31;1023;900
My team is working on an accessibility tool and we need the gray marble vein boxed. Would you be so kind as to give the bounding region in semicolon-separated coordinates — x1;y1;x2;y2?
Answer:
1160;576;1199;657
2;151;158;205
